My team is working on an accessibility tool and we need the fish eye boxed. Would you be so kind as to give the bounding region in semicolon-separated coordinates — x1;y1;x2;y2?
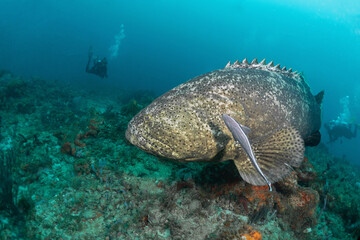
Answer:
144;115;151;122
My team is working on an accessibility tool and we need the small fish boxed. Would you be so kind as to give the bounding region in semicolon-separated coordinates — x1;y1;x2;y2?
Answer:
222;114;272;191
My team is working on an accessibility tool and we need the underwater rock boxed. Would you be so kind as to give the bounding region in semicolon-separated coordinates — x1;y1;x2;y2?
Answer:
5;77;27;98
0;69;12;78
60;142;76;156
274;186;319;234
70;96;88;114
295;157;317;185
16;101;35;114
121;99;143;117
275;171;299;193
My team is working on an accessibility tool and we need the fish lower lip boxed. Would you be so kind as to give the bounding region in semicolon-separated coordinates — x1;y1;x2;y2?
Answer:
127;125;174;156
140;134;174;156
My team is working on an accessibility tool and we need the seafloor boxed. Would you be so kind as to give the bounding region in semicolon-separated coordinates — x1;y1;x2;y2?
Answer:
0;70;359;240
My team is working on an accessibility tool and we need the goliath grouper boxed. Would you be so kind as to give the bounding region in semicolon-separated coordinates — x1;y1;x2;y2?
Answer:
126;58;323;189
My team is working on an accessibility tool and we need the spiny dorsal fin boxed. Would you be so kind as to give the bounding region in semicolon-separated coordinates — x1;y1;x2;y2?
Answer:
225;61;231;68
224;58;300;80
242;58;249;65
233;126;304;186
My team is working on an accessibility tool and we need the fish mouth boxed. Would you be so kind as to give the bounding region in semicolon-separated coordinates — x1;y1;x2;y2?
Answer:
125;124;147;150
125;123;175;158
126;127;152;154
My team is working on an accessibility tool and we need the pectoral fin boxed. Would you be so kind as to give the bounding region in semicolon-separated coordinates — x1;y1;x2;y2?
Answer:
233;126;305;186
239;124;251;136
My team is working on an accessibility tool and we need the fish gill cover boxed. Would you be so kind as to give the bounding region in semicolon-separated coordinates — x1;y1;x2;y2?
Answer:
0;0;359;239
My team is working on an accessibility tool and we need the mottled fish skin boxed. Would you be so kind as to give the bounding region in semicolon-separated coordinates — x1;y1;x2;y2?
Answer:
126;60;321;185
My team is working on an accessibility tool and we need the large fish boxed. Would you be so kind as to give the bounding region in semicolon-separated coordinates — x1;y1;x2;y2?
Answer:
126;58;323;187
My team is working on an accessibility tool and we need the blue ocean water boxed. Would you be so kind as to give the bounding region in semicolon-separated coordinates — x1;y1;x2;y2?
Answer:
1;1;359;163
1;1;360;239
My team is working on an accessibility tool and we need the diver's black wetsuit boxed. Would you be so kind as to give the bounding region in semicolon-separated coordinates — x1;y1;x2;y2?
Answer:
86;48;108;78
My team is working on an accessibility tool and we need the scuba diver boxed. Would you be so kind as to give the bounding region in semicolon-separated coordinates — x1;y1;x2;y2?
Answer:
85;46;108;78
324;121;358;143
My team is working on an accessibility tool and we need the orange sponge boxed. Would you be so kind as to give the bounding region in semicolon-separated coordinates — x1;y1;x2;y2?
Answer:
242;230;262;240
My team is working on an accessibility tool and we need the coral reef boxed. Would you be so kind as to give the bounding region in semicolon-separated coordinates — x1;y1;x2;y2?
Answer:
0;71;359;239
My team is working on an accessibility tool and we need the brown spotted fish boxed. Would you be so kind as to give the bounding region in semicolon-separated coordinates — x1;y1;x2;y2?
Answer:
126;58;323;187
